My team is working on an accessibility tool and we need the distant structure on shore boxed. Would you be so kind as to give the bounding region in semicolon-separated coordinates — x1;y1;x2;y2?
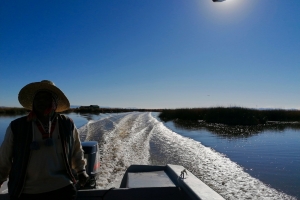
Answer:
79;105;100;109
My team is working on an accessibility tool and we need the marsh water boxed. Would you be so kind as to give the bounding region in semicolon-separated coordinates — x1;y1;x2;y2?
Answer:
0;113;299;199
161;119;300;199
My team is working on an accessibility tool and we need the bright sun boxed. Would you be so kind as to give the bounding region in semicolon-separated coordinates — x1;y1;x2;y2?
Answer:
209;0;253;21
216;0;242;9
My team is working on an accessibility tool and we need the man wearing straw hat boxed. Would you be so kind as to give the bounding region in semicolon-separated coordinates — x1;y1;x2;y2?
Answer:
0;80;89;200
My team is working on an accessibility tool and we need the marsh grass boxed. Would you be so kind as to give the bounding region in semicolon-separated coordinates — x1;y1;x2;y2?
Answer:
65;107;163;114
0;107;28;115
2;106;300;127
0;107;162;115
173;119;300;136
159;107;300;125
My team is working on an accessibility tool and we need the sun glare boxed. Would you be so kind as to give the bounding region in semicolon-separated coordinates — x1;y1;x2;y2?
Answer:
206;0;255;24
214;0;245;11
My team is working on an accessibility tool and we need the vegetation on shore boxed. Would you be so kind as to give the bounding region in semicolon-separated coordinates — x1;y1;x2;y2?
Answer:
173;119;300;136
158;107;300;125
0;107;163;115
0;107;29;115
2;106;300;126
62;107;163;114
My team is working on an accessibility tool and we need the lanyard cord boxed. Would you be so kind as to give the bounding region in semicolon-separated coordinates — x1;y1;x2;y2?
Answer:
36;116;56;139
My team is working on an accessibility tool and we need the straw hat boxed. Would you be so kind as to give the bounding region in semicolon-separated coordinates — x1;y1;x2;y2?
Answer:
18;80;70;112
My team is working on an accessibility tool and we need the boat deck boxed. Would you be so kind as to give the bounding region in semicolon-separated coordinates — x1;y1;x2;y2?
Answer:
0;164;224;200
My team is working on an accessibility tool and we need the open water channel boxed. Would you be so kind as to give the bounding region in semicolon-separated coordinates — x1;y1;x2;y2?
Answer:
0;112;299;199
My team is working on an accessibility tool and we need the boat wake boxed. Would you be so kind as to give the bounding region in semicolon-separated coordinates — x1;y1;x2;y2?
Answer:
78;112;296;200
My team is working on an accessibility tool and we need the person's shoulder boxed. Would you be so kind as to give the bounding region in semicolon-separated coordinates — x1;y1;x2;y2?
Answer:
10;116;29;134
57;114;74;123
11;116;27;124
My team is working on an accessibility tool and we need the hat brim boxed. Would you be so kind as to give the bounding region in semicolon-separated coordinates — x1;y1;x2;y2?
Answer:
18;82;70;112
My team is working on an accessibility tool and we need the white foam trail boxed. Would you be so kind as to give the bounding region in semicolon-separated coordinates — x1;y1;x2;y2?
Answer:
78;112;296;200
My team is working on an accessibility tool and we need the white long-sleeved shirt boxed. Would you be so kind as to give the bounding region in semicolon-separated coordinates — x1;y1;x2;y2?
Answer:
0;118;86;194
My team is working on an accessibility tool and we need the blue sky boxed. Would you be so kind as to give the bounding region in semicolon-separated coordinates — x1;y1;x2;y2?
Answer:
1;0;300;109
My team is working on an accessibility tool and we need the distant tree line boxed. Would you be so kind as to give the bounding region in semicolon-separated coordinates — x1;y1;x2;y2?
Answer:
0;107;163;116
2;106;300;126
158;107;300;125
0;107;29;115
62;107;163;114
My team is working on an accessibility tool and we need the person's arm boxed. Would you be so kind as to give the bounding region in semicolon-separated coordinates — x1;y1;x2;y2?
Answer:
0;125;14;187
71;125;86;172
71;125;89;186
